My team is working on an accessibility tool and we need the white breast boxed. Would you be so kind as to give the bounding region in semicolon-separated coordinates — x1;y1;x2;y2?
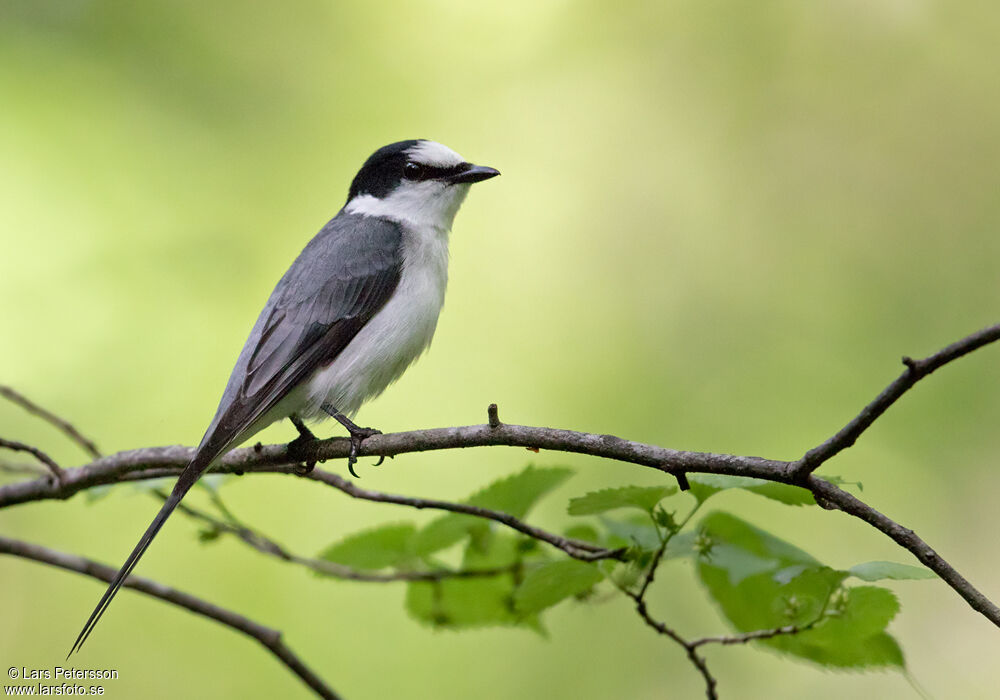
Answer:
303;221;449;418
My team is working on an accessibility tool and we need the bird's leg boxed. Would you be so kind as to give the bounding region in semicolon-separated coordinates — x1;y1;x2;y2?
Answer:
321;403;382;478
287;415;318;475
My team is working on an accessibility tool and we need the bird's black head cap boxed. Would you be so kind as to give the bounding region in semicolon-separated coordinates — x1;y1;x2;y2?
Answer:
348;139;424;202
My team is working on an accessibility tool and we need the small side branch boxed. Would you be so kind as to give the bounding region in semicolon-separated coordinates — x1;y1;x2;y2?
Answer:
166;492;519;583
1;324;997;631
789;322;1000;480
0;535;342;700
807;476;1000;624
0;385;101;458
689;623;808;650
0;437;64;483
630;596;717;700
304;469;622;562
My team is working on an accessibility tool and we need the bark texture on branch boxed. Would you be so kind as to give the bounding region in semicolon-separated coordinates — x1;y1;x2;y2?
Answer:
3;322;999;700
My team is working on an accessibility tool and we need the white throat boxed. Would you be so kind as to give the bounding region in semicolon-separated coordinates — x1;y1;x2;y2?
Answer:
345;182;471;231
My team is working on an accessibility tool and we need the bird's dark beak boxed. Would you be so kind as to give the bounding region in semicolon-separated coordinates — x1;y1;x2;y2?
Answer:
448;163;500;184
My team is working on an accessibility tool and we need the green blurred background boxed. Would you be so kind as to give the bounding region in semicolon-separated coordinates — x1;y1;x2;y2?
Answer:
2;1;999;698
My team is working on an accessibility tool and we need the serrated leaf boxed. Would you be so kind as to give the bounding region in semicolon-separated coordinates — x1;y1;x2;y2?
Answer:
405;532;544;631
318;522;416;570
412;466;572;558
567;485;676;515
848;561;936;582
699;511;820;567
705;544;781;585
514;560;604;614
696;512;904;669
468;465;574;518
600;514;661;550
697;512;843;629
412;514;480;557
688;474;815;506
768;587;903;668
462;532;523;569
406;576;522;629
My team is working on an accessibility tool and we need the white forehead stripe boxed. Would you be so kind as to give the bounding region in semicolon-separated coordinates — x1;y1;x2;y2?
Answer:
407;140;465;167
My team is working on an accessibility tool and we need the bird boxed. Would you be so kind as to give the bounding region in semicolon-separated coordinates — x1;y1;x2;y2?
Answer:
69;139;500;655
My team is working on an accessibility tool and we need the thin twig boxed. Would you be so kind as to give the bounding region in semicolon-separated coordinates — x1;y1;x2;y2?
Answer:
0;437;64;483
0;385;101;458
806;475;1000;624
0;535;342;700
631;594;718;699
789;322;1000;479
689;623;807;650
636;502;701;602
1;324;998;628
0;425;993;626
303;469;620;562
161;490;518;583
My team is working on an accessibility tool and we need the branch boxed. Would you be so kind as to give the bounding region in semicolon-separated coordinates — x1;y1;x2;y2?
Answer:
0;535;342;700
807;476;1000;624
164;491;520;583
0;437;64;483
789;322;1000;479
688;623;808;650
612;501;718;698
0;385;101;458
630;594;717;700
2;324;998;629
301;468;619;561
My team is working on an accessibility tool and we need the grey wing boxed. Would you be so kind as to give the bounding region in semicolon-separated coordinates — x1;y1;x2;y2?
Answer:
195;213;403;462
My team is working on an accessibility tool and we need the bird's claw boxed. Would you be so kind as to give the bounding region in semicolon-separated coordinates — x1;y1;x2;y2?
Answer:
287;434;317;475
347;427;381;478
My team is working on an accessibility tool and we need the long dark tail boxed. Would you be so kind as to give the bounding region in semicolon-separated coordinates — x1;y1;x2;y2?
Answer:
67;451;214;657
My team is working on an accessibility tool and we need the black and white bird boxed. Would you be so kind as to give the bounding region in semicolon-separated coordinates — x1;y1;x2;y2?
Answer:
69;139;499;654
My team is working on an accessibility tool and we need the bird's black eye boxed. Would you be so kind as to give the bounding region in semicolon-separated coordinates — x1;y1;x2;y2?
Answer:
403;162;425;180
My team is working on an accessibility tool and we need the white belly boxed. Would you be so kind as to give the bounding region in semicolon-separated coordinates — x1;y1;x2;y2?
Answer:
303;224;449;419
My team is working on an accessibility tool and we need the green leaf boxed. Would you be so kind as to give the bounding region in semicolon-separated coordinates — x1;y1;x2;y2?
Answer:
823;475;864;492
567;485;676;515
696;512;905;669
688;474;815;506
768;587;904;668
514;560;604;614
406;576;522;629
318;522;416;570
462;531;523;569
412;514;481;557
848;561;937;582
600;514;661;550
699;511;820;568
467;465;574;518
664;530;697;559
405;533;531;630
705;543;783;585
412;466;572;558
697;511;840;628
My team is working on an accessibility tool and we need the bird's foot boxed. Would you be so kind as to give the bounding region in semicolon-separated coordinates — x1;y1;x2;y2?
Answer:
321;404;386;477
287;416;318;475
346;426;381;478
287;434;318;475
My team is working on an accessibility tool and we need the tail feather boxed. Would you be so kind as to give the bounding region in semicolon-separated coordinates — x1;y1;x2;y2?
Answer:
67;452;213;657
